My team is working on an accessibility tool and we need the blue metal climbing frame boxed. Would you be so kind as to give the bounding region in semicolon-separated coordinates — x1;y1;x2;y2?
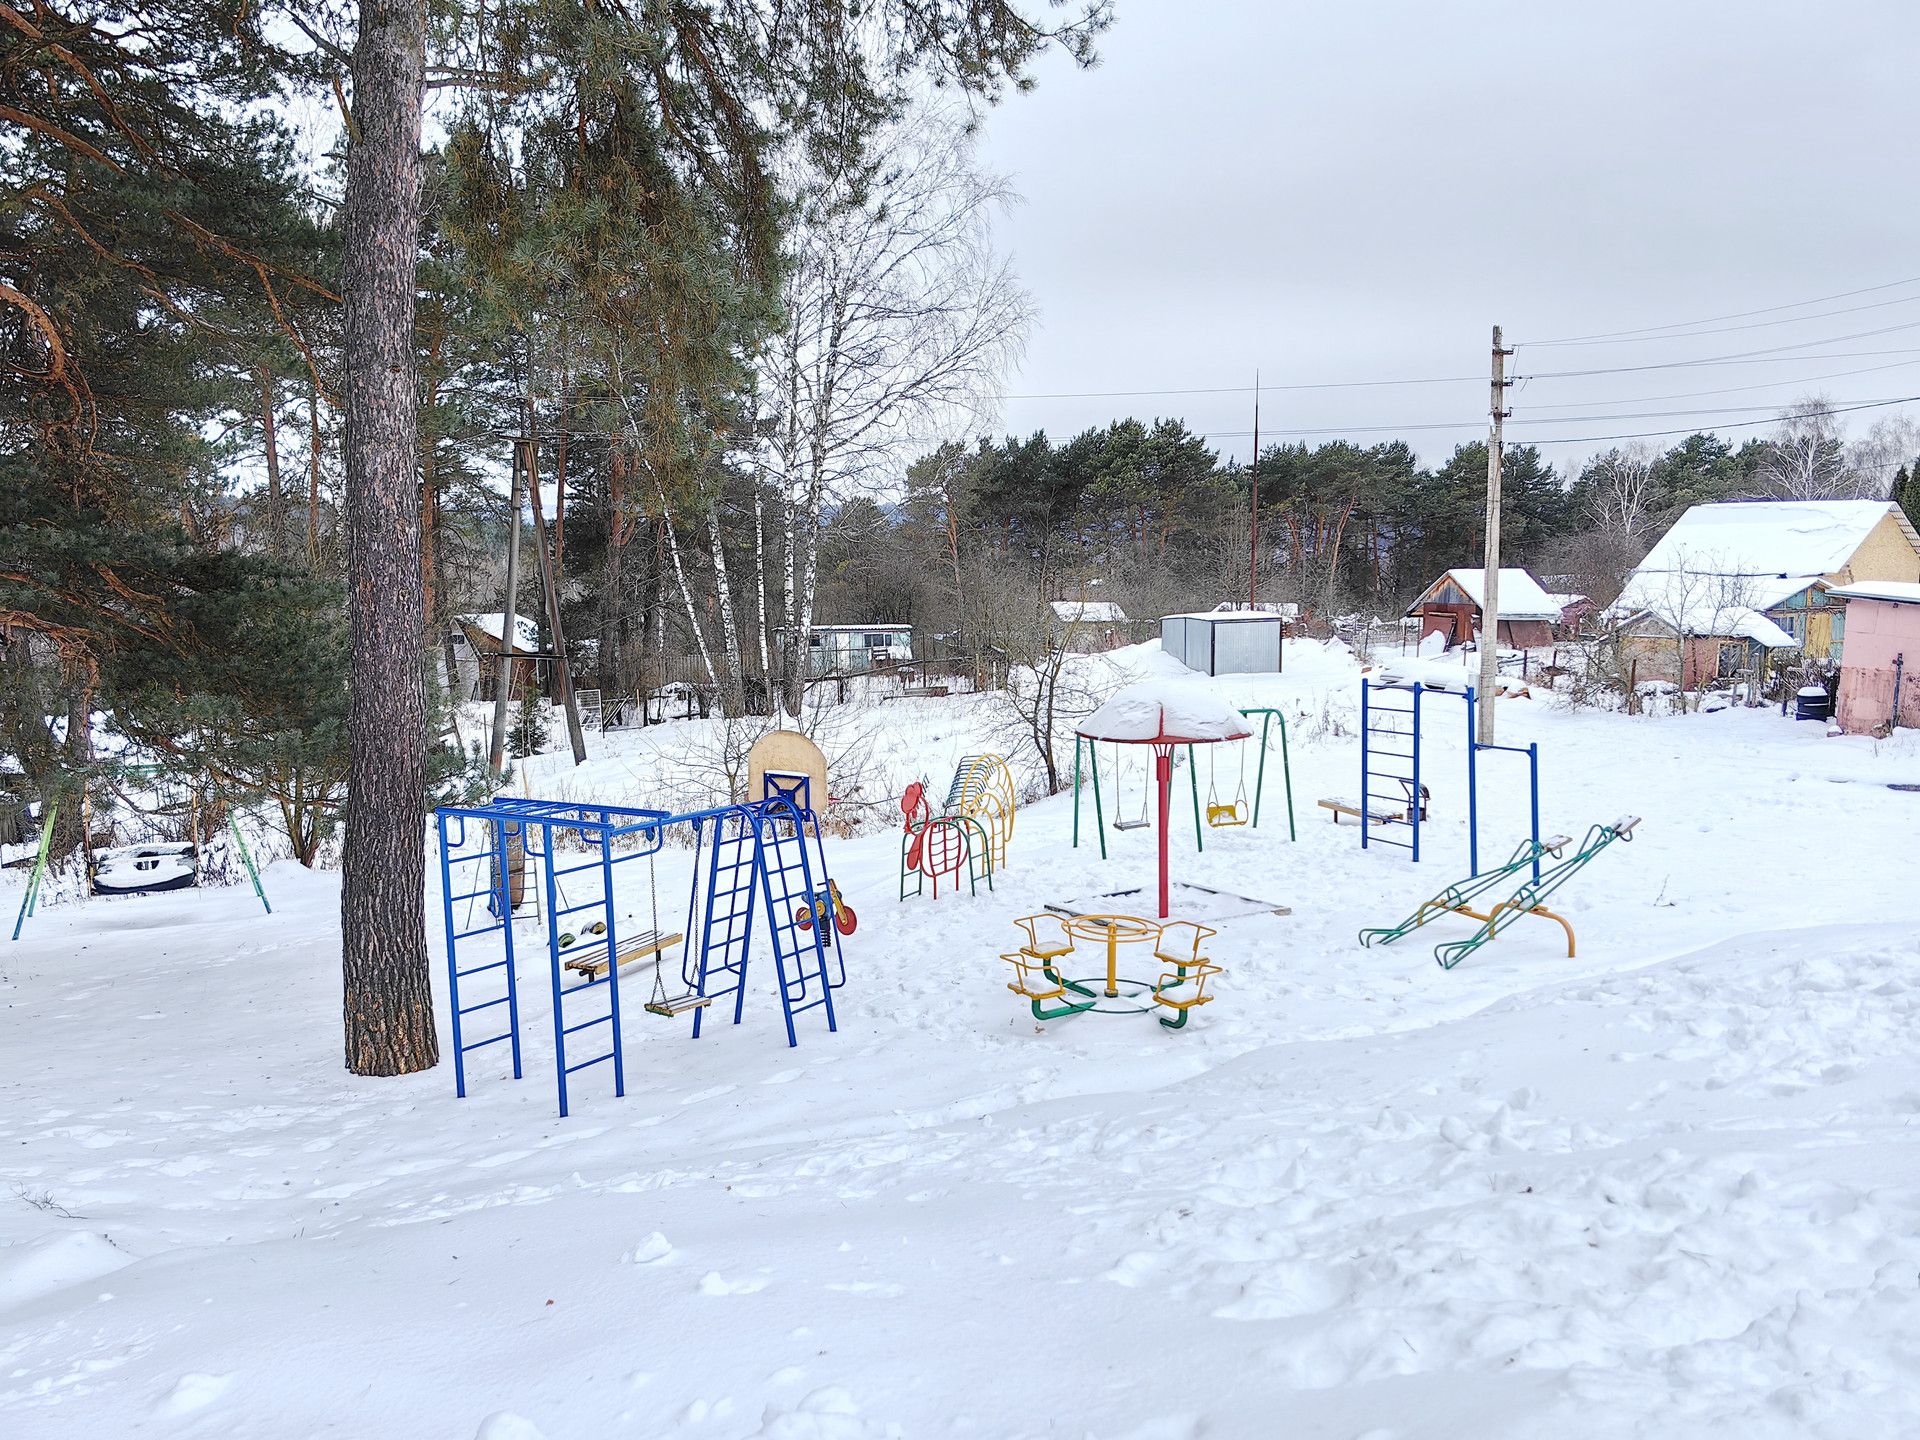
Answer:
1357;678;1543;878
435;794;845;1118
1360;680;1430;860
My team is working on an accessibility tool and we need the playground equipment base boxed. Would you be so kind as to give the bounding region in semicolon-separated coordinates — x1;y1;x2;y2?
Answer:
1046;882;1290;922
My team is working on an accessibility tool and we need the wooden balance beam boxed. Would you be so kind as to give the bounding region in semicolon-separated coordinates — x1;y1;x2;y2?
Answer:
563;930;685;981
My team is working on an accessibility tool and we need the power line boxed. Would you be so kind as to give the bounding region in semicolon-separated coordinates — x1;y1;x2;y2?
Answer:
1519;273;1920;346
1517;290;1920;347
1193;393;1920;445
992;373;1479;401
1514;356;1920;410
1518;334;1920;381
1507;393;1920;447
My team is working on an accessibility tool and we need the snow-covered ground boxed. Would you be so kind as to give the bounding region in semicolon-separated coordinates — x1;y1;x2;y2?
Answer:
4;643;1919;1438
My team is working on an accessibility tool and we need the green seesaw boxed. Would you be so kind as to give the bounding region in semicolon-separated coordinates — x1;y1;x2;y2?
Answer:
1359;817;1641;970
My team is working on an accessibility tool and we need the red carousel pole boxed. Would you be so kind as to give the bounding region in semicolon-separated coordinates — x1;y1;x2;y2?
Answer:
1155;743;1173;918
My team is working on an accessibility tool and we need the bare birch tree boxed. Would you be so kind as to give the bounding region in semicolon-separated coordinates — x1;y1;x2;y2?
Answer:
757;107;1032;716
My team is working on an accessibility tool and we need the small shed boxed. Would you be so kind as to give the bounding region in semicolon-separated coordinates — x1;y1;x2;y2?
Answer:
1160;608;1284;676
1406;568;1561;650
805;624;913;677
1051;599;1129;653
450;612;544;702
1829;581;1920;734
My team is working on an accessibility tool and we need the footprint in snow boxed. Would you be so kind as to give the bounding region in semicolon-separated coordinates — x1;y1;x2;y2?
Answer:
623;1232;677;1265
159;1372;234;1416
761;1069;804;1085
474;1413;547;1440
470;1149;535;1169
824;1281;903;1298
682;1085;737;1105
699;1271;769;1296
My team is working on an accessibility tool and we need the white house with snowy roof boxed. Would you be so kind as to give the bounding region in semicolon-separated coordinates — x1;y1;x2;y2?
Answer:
1614;499;1920;666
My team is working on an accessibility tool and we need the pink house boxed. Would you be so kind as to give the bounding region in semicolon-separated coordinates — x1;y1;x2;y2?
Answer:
1830;582;1920;734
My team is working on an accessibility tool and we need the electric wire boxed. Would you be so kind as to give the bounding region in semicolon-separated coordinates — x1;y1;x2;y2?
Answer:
1519;273;1920;346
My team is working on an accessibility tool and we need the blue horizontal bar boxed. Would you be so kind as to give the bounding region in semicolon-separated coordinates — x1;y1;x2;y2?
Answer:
458;996;512;1017
450;885;503;902
455;959;510;979
459;1032;514;1053
455;923;508;940
562;1014;612;1036
563;1053;614;1075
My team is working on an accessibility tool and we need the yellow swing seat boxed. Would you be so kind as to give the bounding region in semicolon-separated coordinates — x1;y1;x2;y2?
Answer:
1205;801;1248;828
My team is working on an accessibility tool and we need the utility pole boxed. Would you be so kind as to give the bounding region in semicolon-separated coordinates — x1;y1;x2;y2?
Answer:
486;438;526;783
1477;325;1513;744
525;442;589;765
1247;370;1261;610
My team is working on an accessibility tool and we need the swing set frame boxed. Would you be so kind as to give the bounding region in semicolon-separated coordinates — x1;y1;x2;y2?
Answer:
1069;707;1295;860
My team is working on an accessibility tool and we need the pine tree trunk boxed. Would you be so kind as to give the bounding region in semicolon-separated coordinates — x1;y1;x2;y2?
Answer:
257;366;284;557
307;384;323;565
339;0;437;1079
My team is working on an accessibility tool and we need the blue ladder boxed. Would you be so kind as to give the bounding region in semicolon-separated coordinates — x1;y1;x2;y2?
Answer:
750;797;841;1046
691;809;760;1036
1361;680;1423;860
534;815;630;1119
437;813;525;1098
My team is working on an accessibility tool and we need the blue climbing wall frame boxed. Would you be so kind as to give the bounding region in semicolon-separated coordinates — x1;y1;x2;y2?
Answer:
436;795;845;1118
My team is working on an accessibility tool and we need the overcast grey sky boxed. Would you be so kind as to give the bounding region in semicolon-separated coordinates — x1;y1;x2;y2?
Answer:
972;1;1920;474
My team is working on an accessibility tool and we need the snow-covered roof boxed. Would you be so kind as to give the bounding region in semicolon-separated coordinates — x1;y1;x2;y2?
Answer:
1409;568;1562;621
1051;600;1128;623
1162;610;1286;623
1545;592;1588;611
1076;682;1252;745
1613;570;1825;617
1623;602;1798;648
1633;500;1916;579
458;612;540;651
1828;580;1920;606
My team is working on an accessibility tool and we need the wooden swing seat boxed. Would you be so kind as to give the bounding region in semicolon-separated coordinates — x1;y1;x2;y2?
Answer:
564;929;685;981
644;991;714;1017
1112;816;1151;831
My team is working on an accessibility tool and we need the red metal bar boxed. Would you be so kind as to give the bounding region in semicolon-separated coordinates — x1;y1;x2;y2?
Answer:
1155;745;1173;918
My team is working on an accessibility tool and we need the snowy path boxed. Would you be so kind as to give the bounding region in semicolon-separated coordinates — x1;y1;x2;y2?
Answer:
3;655;1919;1437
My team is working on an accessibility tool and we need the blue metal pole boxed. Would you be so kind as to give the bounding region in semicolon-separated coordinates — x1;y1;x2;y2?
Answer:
1410;683;1423;864
497;819;524;1082
439;813;467;1099
1360;679;1371;850
601;812;626;1100
543;824;569;1119
1466;686;1479;877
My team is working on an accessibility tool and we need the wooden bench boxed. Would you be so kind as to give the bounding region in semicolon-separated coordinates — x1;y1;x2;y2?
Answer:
563;930;685;981
1317;782;1430;826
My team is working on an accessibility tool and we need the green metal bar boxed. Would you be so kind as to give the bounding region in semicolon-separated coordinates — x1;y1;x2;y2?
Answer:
1071;737;1082;850
10;800;56;941
1089;740;1106;860
228;813;271;914
1187;745;1203;852
1433;817;1641;971
1241;709;1296;841
1358;833;1557;948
